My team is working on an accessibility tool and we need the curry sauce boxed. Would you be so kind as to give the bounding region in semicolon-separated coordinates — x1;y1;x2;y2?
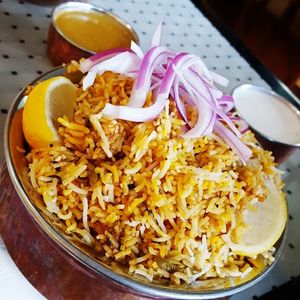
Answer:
54;10;137;52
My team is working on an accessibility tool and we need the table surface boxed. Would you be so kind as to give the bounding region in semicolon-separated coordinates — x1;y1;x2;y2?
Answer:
0;0;299;299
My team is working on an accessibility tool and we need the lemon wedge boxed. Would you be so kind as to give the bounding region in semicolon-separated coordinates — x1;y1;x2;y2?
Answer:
23;76;77;148
225;178;287;257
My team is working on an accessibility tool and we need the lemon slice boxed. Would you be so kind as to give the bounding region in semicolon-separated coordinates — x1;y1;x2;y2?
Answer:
225;178;287;257
23;76;77;148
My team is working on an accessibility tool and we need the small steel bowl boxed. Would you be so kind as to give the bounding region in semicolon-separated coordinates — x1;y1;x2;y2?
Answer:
233;84;300;163
0;68;287;299
47;1;139;66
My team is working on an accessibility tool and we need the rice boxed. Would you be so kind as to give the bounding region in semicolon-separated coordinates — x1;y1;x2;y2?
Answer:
26;69;283;287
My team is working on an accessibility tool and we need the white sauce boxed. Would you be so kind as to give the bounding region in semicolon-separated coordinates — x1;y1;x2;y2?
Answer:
233;86;300;145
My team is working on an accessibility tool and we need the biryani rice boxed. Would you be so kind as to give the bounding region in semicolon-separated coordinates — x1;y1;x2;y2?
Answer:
26;68;283;287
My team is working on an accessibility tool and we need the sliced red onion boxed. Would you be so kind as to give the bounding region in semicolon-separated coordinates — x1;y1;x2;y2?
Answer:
219;95;235;113
179;77;215;137
217;114;249;134
182;100;216;138
151;19;163;47
178;85;196;106
235;118;249;134
210;70;229;87
131;40;144;59
82;51;141;90
181;69;238;136
189;57;213;84
172;55;212;105
170;54;216;137
149;79;162;91
219;103;234;113
176;67;220;127
128;46;174;107
214;120;252;165
102;52;188;122
172;77;189;125
159;53;190;93
185;65;219;109
218;112;238;121
79;48;131;73
102;95;166;122
210;88;223;100
216;109;241;137
181;70;241;138
219;95;234;102
182;69;217;109
82;71;97;91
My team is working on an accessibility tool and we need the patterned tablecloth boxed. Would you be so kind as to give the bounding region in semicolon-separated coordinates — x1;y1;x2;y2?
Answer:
0;0;299;299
